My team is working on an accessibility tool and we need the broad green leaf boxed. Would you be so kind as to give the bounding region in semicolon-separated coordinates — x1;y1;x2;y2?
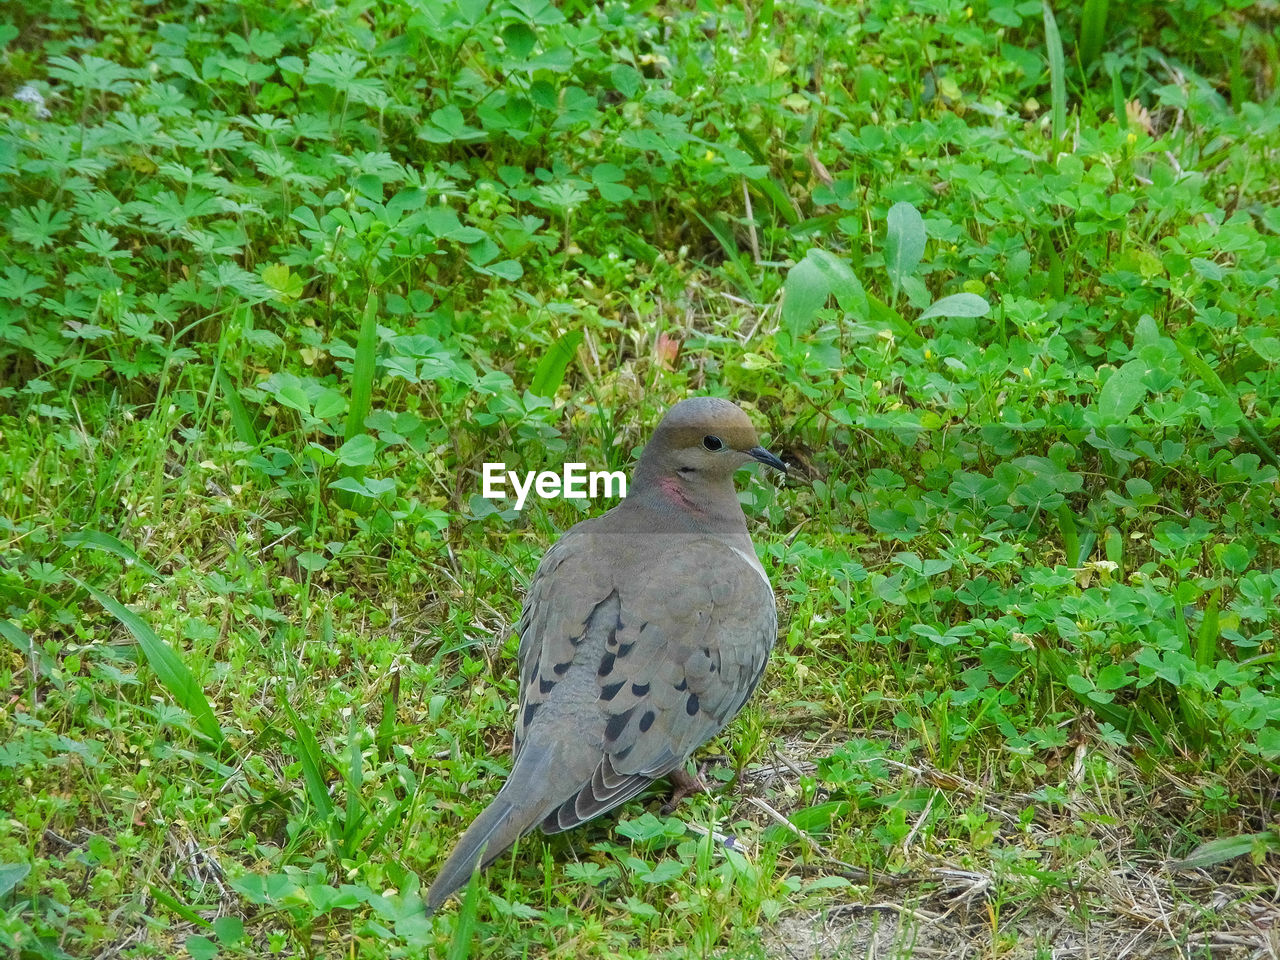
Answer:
781;255;827;337
296;552;329;572
590;162;625;184
336;433;376;467
0;863;30;898
611;64;642;98
918;293;990;321
261;262;305;302
0;620;34;658
479;259;523;281
329;476;373;496
419;104;486;144
616;812;686;843
424;206;465;238
456;0;489;25
1095;359;1148;424
1191;257;1224;282
306;883;362;912
363;477;397;498
229;872;300;905
632;860;685;884
502;22;536;59
212;916;244;945
274;383;310;413
806;249;867;317
312;389;346;421
885;201;926;299
1246;334;1280;362
1219;543;1250;575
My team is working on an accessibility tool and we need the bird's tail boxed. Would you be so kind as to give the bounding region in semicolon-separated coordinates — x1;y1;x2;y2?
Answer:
424;745;564;914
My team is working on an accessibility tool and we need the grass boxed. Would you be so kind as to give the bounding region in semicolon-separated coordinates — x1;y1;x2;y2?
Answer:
2;0;1279;957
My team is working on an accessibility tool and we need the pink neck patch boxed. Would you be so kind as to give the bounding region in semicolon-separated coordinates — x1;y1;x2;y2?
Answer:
658;476;702;513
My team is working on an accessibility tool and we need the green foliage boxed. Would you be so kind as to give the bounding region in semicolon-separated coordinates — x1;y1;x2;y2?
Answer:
78;578;224;747
1;0;1278;955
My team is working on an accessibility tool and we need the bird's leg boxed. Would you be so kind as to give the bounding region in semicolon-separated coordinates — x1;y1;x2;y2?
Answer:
661;763;711;815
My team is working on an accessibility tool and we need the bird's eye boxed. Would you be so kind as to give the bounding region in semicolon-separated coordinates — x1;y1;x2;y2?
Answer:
702;435;723;451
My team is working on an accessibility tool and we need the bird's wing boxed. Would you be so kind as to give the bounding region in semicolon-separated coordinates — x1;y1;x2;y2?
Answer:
512;531;777;834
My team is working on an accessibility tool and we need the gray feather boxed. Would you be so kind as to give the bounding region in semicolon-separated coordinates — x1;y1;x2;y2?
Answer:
424;744;563;913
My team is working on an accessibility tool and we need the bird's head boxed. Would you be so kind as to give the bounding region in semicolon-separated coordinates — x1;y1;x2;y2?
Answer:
637;397;786;487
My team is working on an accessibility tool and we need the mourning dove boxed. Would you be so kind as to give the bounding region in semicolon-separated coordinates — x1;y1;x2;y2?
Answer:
425;396;786;913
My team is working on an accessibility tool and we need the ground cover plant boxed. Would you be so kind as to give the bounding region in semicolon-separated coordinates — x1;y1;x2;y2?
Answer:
2;0;1279;956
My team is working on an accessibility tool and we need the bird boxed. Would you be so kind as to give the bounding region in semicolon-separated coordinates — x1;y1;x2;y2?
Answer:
425;396;786;913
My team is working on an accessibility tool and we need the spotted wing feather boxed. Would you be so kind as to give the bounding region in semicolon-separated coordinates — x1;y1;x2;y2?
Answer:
513;533;776;834
512;531;609;757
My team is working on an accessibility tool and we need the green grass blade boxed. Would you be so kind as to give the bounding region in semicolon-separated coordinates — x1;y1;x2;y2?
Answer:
530;330;583;399
358;792;414;854
1103;525;1124;578
733;125;800;227
1175;338;1280;468
149;884;212;927
342;709;365;855
762;801;852;844
748;175;800;228
1077;530;1097;566
1173;595;1205;751
76;579;224;747
1;619;56;687
1042;1;1067;151
1037;639;1132;732
446;865;484;959
1078;0;1109;70
62;529;160;579
283;700;336;824
376;676;398;765
1111;67;1127;128
345;288;379;445
1172;830;1280;870
1229;25;1248;109
1054;502;1080;567
689;208;759;303
866;291;914;341
337;288;381;511
215;368;259;448
1196;589;1220;670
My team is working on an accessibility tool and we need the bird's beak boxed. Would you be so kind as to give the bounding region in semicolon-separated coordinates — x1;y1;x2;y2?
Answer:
747;446;787;473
